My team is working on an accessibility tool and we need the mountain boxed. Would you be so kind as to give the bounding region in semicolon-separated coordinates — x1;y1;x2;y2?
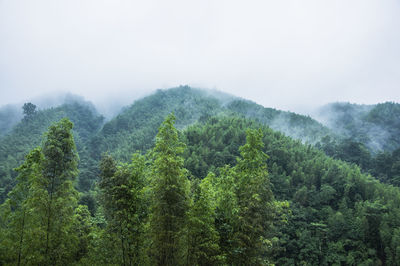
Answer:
182;116;400;265
3;86;335;199
226;99;333;144
2;87;400;197
0;100;104;201
315;102;400;152
1;86;400;264
90;86;333;161
4;86;400;197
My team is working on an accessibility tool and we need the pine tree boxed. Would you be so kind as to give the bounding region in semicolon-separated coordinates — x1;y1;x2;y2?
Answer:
149;113;190;265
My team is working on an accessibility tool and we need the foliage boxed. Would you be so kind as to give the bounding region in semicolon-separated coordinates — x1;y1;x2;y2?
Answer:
182;116;400;265
0;118;83;265
318;101;400;152
149;113;190;265
0;101;104;202
187;174;222;265
92;152;148;265
1;87;400;265
22;102;37;118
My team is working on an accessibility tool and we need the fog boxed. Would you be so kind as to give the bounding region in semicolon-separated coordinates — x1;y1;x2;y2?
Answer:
1;0;399;115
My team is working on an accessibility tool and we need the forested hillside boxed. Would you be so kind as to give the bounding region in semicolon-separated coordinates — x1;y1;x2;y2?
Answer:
2;87;399;197
90;87;335;160
1;113;400;265
77;86;337;192
3;86;335;201
0;101;104;201
1;86;400;265
316;102;400;152
227;99;333;145
314;102;400;186
183;117;400;265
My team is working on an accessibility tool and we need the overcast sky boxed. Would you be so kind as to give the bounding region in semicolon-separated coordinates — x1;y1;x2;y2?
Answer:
1;0;399;113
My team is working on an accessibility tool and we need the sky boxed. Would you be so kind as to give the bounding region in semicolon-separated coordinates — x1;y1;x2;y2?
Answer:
1;0;399;114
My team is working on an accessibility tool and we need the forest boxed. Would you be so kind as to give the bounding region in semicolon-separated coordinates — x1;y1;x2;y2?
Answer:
1;86;400;265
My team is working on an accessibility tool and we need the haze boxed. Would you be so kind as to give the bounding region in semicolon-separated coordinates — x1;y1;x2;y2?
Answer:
1;0;399;114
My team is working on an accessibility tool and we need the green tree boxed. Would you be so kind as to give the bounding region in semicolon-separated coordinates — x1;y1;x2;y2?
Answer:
26;118;79;265
0;148;42;265
149;113;190;265
187;173;222;265
234;129;275;265
22;102;37;117
214;165;239;264
72;204;93;262
97;152;148;265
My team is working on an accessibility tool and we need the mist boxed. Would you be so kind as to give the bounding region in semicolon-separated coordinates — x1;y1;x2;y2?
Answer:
1;0;400;114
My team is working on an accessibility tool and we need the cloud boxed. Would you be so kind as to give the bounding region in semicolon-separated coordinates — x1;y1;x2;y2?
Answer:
1;0;399;114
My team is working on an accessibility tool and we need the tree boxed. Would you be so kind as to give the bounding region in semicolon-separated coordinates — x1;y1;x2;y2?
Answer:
214;165;239;264
0;148;42;265
187;174;222;265
149;113;190;265
234;129;275;264
97;152;148;265
0;118;80;265
25;118;79;265
22;102;37;117
72;204;93;262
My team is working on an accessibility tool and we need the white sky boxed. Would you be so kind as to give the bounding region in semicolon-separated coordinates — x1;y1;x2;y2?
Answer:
1;0;399;113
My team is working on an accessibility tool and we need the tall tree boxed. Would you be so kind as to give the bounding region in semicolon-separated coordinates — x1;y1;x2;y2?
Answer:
26;118;79;265
187;173;222;265
0;148;42;265
97;152;148;266
22;102;37;118
0;118;80;265
214;165;240;264
234;129;275;265
149;113;190;265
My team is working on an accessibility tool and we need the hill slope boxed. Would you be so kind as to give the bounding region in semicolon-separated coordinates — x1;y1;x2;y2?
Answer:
182;116;400;265
315;102;400;152
0;100;104;201
2;87;399;196
1;87;400;264
91;86;334;162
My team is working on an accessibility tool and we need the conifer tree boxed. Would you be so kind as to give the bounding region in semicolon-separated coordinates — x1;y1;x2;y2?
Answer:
149;113;190;265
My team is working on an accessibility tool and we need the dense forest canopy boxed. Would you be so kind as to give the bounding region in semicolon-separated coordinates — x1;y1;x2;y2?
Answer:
1;86;400;265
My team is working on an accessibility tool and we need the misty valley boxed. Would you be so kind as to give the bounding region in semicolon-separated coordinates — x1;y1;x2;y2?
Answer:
1;86;400;265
